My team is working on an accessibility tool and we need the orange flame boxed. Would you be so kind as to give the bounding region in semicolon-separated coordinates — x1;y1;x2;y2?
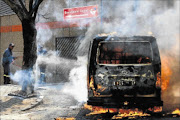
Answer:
148;106;162;113
161;55;173;91
112;109;150;119
84;104;151;118
161;35;179;91
156;72;161;88
84;104;118;116
172;108;180;115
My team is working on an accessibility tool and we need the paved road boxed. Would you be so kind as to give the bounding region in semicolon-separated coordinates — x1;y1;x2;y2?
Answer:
1;84;180;120
0;84;83;120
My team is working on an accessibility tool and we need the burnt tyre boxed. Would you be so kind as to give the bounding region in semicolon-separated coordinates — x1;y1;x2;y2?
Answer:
88;88;94;98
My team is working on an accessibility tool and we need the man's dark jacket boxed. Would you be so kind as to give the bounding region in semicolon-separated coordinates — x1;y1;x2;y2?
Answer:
2;48;14;65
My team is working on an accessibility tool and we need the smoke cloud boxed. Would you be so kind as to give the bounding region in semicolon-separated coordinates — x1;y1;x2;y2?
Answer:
78;0;180;106
10;0;180;105
36;25;53;46
62;56;88;102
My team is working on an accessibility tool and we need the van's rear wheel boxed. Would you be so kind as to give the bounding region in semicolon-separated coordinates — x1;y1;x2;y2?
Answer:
88;88;94;98
137;87;155;95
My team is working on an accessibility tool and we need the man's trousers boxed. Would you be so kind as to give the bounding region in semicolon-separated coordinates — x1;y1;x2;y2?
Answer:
3;64;11;84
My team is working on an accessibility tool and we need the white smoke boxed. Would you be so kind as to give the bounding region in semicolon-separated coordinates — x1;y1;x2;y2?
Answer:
36;25;53;45
36;0;64;45
36;50;75;66
10;69;35;94
35;50;77;83
152;3;180;50
10;70;26;85
65;0;82;7
62;56;88;102
10;0;179;104
79;0;179;63
151;2;180;101
77;0;180;105
35;51;88;102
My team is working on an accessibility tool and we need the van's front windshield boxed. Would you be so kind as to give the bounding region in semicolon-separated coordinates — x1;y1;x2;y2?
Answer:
98;41;152;64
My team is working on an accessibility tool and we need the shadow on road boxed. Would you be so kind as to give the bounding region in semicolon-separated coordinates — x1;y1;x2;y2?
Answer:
0;98;23;112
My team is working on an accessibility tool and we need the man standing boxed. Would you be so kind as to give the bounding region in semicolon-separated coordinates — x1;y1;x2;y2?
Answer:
38;45;47;84
2;43;17;84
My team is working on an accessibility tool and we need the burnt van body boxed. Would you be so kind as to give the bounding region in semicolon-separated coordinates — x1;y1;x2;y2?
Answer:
87;36;163;109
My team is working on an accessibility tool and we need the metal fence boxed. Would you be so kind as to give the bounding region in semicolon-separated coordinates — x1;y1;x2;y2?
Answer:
55;37;83;82
0;0;25;16
56;37;83;59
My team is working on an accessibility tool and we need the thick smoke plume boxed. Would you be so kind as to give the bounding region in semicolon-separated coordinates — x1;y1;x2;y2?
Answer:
10;0;179;105
62;56;88;102
78;0;180;105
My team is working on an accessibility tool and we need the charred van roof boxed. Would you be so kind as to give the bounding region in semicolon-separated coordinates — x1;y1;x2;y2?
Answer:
94;36;156;43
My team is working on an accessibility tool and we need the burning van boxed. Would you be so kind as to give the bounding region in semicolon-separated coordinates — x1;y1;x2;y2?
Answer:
87;36;163;109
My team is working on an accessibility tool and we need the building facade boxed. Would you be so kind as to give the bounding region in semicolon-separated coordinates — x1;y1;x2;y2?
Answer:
0;0;101;84
0;0;177;84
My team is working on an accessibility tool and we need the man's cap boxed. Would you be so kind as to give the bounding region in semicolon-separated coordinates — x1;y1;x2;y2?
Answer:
9;43;15;47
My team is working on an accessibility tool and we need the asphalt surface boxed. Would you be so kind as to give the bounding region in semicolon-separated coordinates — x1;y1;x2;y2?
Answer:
1;84;180;120
0;84;82;120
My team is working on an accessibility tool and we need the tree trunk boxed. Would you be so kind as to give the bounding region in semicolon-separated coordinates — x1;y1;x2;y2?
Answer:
21;18;37;94
22;18;37;70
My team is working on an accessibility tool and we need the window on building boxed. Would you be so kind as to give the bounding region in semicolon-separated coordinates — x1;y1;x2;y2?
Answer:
0;0;25;16
0;0;15;16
